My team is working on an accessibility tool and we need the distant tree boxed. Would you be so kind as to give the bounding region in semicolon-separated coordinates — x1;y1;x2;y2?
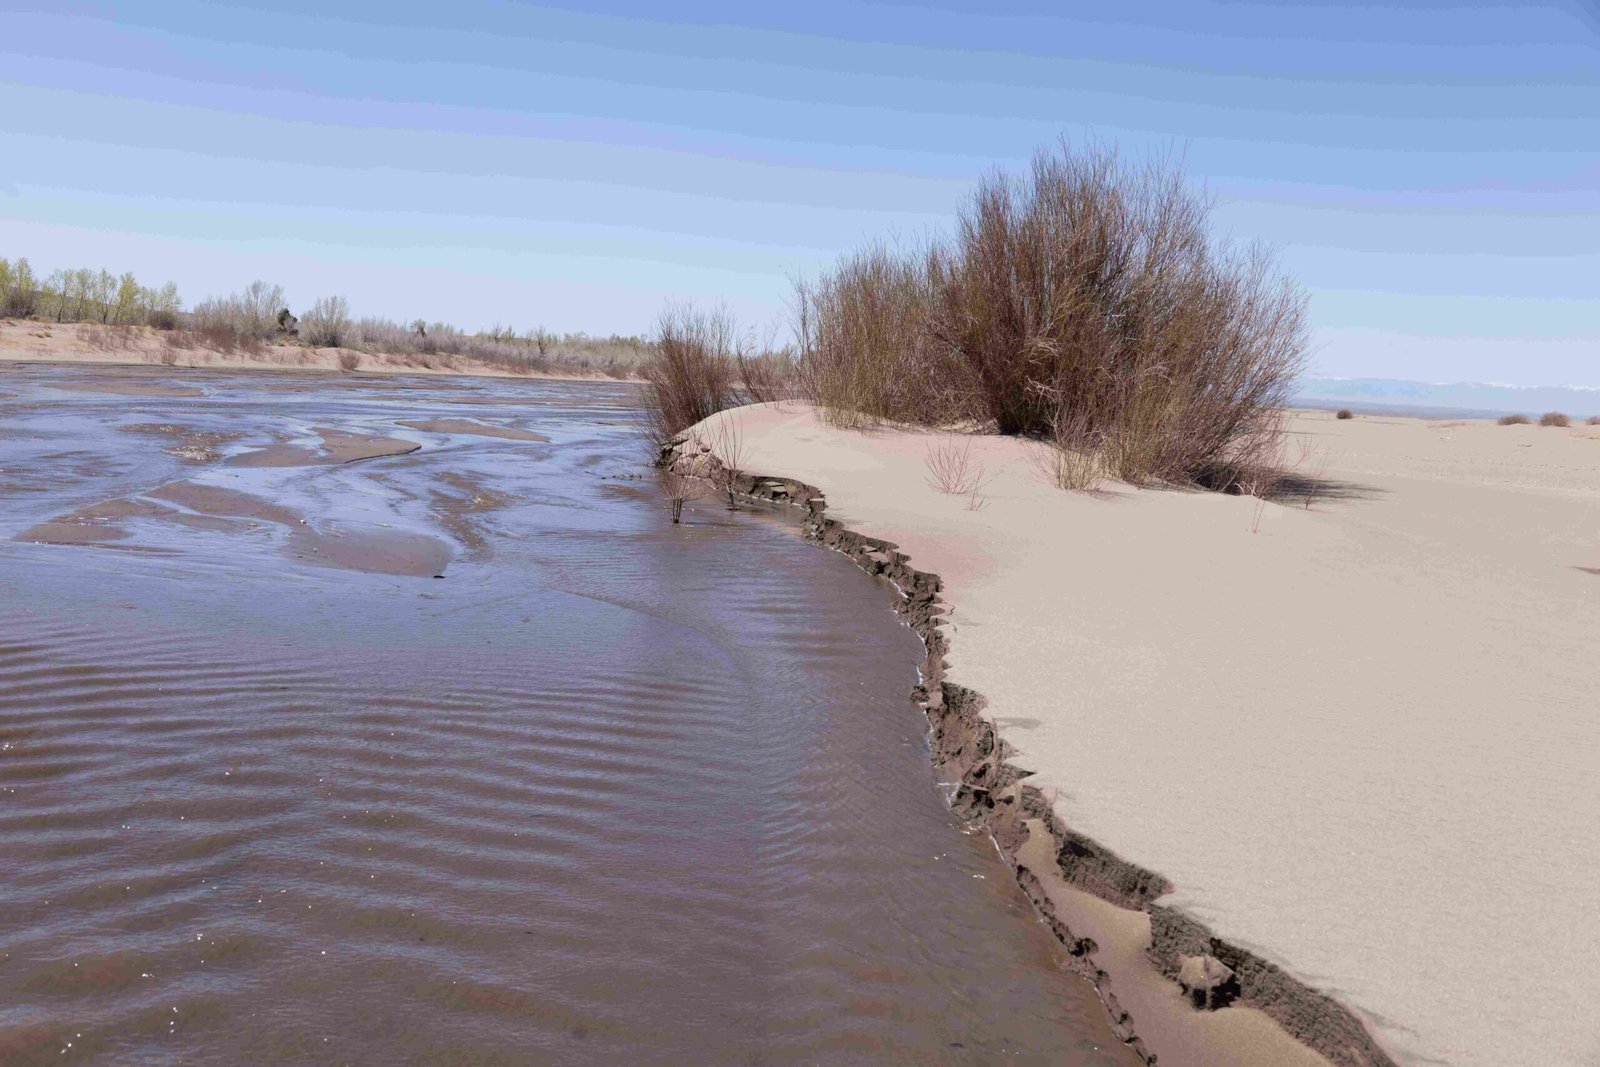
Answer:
42;269;69;322
70;269;98;322
88;269;116;322
109;272;140;324
140;281;182;329
302;295;351;347
12;258;39;317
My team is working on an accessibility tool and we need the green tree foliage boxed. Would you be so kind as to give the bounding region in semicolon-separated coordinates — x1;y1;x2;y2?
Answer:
6;254;182;328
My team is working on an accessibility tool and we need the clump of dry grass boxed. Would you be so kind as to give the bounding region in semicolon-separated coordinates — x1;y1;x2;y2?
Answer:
1539;411;1570;427
791;139;1307;491
1028;440;1106;491
1498;413;1531;426
336;351;362;373
1336;409;1354;420
924;439;987;495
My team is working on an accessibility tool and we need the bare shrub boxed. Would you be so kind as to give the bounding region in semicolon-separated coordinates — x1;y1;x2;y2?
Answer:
640;302;739;446
1588;416;1600;426
196;324;239;353
88;324;136;351
1336;409;1354;420
1498;413;1531;426
337;351;362;373
141;281;182;329
925;439;987;495
659;469;705;524
146;307;180;331
708;417;747;510
1539;411;1570;428
302;295;351;348
192;280;284;342
737;347;797;405
795;242;968;427
793;140;1306;490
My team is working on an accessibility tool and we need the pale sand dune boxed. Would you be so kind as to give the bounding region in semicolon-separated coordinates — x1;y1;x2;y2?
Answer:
692;402;1600;1067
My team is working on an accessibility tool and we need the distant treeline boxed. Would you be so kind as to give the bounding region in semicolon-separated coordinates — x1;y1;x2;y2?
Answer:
0;256;182;329
0;255;652;376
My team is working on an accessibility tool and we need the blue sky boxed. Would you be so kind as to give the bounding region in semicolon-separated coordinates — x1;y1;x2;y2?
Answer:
1;0;1595;385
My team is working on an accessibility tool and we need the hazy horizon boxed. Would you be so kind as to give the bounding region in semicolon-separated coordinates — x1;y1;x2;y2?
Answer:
2;1;1596;386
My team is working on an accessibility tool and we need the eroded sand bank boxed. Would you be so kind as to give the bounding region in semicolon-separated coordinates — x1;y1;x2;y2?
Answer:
675;403;1600;1067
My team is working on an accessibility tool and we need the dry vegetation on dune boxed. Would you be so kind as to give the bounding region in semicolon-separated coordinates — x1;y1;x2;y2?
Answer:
1498;413;1532;425
639;302;796;445
1538;411;1570;427
646;139;1309;495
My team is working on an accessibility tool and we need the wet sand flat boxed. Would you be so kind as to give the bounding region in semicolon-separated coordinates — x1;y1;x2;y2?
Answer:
0;367;1136;1066
47;379;204;398
398;418;550;442
687;402;1600;1067
226;427;421;467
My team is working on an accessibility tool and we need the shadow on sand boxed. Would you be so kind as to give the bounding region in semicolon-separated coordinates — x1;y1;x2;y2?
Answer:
1260;474;1387;506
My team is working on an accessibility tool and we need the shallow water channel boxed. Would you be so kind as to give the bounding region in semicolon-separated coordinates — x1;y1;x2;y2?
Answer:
0;365;1133;1065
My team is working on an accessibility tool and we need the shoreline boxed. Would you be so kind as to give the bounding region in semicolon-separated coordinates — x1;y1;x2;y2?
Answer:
0;351;629;386
0;322;640;385
662;436;1393;1067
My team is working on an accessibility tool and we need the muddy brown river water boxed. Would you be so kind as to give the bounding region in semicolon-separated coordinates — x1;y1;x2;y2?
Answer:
0;365;1133;1065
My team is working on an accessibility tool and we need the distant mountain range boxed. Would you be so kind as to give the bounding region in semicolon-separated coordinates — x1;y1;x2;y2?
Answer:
1296;378;1600;419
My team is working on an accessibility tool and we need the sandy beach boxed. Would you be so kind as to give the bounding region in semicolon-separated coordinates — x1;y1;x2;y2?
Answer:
676;402;1600;1067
